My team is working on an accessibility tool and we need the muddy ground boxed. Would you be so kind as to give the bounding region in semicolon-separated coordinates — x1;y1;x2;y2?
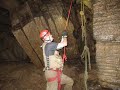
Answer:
0;61;112;90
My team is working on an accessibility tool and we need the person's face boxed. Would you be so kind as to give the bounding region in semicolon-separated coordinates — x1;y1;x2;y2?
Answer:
49;34;54;41
44;33;54;42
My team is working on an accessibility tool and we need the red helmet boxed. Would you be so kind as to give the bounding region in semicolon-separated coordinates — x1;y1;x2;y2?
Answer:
40;29;50;40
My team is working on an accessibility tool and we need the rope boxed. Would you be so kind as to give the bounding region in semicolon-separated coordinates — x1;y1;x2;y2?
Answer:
63;0;73;61
80;0;91;90
64;0;73;30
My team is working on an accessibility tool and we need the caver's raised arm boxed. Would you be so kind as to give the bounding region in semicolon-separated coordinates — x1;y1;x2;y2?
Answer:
57;31;67;50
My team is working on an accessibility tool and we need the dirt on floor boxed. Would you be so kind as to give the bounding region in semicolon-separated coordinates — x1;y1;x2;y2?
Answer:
0;61;113;90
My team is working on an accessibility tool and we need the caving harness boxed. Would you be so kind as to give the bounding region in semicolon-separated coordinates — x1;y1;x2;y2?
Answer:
42;43;63;90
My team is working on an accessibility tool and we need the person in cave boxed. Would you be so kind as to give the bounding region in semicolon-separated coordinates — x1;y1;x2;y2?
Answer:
40;29;74;90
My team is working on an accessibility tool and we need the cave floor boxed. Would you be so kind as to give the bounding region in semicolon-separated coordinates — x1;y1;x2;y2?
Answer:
0;62;112;90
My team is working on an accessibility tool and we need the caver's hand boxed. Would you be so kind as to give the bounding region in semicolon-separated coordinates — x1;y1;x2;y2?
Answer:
62;31;67;38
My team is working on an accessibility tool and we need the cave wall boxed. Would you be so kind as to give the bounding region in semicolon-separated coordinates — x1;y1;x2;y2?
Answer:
0;32;29;62
93;0;120;89
0;6;29;62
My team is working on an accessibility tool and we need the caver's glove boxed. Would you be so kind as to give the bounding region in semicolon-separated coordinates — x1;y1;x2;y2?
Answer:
62;31;67;38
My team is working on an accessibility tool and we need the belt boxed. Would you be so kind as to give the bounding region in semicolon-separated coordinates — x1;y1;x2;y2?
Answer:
43;67;63;71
